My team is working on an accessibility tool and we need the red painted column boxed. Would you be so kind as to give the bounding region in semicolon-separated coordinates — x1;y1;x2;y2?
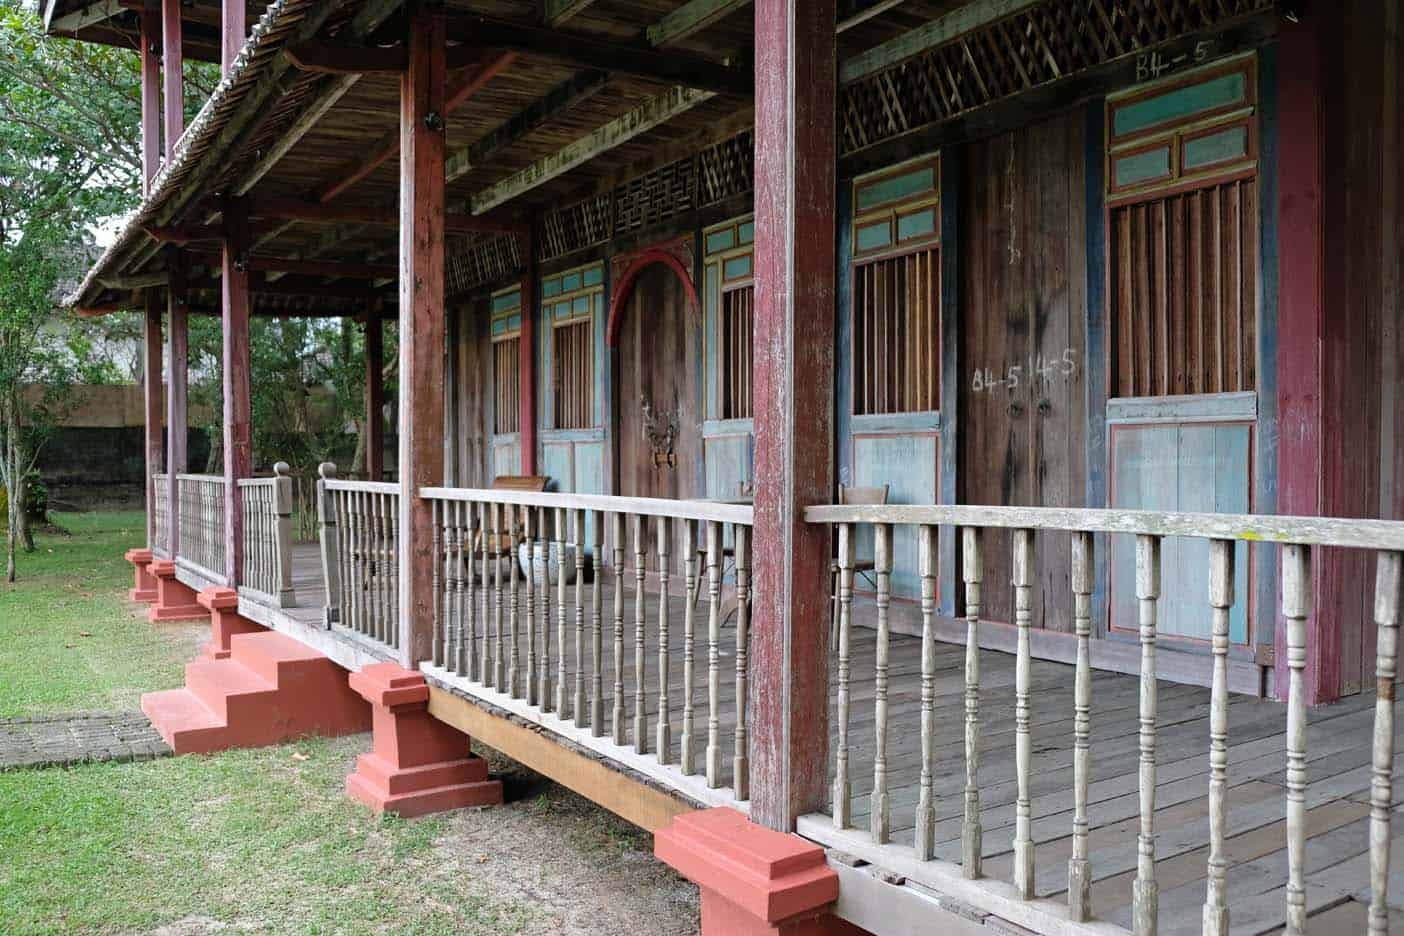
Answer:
220;0;244;75
518;227;536;476
222;198;253;587
397;0;446;667
1275;16;1331;704
365;306;384;481
655;809;860;936
167;254;188;559
749;0;837;831
139;4;161;194
161;0;183;162
142;290;163;548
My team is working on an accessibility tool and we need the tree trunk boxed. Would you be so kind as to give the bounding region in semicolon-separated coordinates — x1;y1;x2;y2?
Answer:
5;407;17;583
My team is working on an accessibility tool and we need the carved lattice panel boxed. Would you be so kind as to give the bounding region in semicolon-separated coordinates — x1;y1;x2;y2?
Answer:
839;0;1274;154
541;193;613;262
698;130;754;206
447;233;521;295
613;155;696;236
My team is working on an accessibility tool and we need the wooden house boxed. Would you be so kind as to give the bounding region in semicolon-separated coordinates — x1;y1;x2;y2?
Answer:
46;0;1404;933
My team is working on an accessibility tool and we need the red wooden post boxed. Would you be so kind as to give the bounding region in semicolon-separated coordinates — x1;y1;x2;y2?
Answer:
139;4;161;195
1275;16;1332;704
365;305;385;481
143;292;164;547
167;255;189;557
161;0;183;161
222;198;252;586
221;0;245;75
518;226;536;476
396;0;446;667
749;0;836;832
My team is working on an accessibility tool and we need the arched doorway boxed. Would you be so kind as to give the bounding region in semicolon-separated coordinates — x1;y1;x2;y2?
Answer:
611;253;702;503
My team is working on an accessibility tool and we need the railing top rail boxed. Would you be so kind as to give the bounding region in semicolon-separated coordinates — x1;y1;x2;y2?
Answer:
420;486;754;526
175;473;227;484
153;472;169;480
324;478;401;496
805;503;1404;551
237;476;279;488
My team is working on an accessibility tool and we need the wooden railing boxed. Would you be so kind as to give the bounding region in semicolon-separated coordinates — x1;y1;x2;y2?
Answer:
803;503;1404;936
316;463;400;654
238;464;295;608
418;486;754;806
152;472;170;558
175;473;226;584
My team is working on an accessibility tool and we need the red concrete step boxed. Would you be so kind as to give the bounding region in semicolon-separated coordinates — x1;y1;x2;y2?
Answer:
183;659;276;722
141;688;228;755
229;631;334;685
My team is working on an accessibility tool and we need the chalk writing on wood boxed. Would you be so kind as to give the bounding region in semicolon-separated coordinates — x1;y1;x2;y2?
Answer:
971;348;1079;394
1135;39;1218;82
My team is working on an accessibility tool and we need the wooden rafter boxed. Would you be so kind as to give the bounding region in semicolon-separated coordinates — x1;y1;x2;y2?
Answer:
442;14;751;95
470;86;715;214
44;0;123;34
246;196;521;233
840;0;1040;83
184;251;398;278
644;0;750;47
543;0;598;27
286;40;409;73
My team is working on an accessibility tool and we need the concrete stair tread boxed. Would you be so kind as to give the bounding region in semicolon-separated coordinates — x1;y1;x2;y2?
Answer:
184;659;276;716
142;688;227;753
230;631;328;664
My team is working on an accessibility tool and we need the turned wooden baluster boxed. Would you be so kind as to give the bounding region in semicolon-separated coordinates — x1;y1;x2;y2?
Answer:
1201;538;1234;936
573;509;587;725
590;511;604;735
1069;531;1095;921
915;524;938;860
556;506;569;716
524;506;537;704
507;504;521;698
431;499;443;666
373;492;386;643
1282;544;1310;936
1369;550;1402;936
611;513;627;745
705;520;723;788
492;501;505;690
390;493;402;649
346;491;359;634
633;513;648;754
479;502;492;683
1012;528;1035;899
871;523;893;844
455;501;470;676
539;505;553;709
962;526;983;878
679;520;699;773
733;524;751;800
1133;534;1162;936
656;515;673;763
832;522;855;829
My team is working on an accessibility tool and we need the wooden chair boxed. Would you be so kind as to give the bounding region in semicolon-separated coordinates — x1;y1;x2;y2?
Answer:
830;484;889;649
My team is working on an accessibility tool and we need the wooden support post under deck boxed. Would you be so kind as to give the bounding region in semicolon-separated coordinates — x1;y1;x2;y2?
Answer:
365;306;384;481
220;0;244;75
396;0;446;667
139;5;161;195
518;226;536;476
161;0;183;161
143;292;163;547
166;256;188;557
222;198;252;586
749;0;836;832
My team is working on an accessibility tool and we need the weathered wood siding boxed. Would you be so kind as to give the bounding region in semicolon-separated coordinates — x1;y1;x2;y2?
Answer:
957;110;1088;630
451;301;491;488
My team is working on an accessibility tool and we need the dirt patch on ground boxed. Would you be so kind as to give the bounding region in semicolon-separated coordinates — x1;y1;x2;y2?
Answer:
440;746;701;936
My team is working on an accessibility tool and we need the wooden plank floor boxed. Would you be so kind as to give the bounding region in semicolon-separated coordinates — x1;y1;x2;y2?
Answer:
265;543;1400;934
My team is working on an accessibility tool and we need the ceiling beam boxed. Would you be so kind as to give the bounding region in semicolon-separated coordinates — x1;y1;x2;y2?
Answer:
247;197;523;233
836;0;911;33
543;0;599;27
442;14;751;95
45;0;124;34
234;74;359;196
471;85;714;214
286;41;408;73
184;251;398;278
839;0;1039;83
645;0;749;48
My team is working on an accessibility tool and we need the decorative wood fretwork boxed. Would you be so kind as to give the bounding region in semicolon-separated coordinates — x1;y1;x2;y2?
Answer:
698;130;754;207
448;233;522;296
614;154;697;237
541;192;612;262
837;0;1274;156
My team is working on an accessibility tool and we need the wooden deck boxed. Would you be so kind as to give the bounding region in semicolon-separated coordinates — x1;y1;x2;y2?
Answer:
243;542;1402;935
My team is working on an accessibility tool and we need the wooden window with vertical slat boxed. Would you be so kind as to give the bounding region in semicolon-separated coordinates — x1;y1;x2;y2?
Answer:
552;319;594;429
1109;179;1257;397
494;336;520;434
854;246;940;415
721;285;754;420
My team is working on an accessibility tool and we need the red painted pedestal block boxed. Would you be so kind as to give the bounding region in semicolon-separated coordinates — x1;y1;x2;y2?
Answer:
125;548;159;603
146;559;208;622
345;662;503;818
196;587;266;660
656;808;862;936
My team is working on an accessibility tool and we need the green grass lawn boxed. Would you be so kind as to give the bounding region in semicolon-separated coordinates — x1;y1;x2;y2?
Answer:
0;511;205;718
